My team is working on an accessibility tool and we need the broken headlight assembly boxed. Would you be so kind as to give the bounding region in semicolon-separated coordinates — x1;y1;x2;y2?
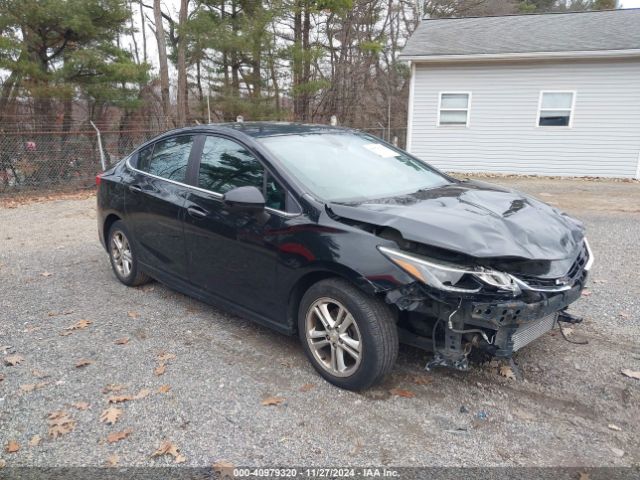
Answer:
378;246;520;295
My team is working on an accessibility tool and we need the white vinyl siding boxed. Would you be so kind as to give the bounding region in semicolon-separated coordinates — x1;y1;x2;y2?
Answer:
408;59;640;178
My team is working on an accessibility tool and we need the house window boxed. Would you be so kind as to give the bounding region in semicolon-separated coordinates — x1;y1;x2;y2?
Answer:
538;91;575;127
438;93;470;127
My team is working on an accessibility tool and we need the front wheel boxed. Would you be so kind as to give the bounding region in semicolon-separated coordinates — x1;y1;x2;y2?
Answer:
298;278;398;390
107;220;150;287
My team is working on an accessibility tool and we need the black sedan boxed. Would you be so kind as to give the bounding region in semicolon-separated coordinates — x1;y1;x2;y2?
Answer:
97;123;593;390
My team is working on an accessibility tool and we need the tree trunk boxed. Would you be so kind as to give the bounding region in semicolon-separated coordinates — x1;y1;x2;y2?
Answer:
139;0;147;63
176;0;189;126
153;0;171;127
301;5;311;121
292;1;302;120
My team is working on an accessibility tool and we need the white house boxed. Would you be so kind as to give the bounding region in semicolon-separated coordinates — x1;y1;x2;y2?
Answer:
400;9;640;179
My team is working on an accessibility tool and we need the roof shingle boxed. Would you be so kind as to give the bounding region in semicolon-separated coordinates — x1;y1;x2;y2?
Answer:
400;9;640;59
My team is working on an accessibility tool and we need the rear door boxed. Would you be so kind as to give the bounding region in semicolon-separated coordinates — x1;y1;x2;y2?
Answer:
125;134;196;281
183;134;290;322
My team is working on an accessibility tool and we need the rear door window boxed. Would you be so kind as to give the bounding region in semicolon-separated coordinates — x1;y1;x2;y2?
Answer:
139;135;194;182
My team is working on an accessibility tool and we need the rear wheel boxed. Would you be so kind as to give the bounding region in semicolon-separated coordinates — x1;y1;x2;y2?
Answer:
298;278;398;390
107;220;150;287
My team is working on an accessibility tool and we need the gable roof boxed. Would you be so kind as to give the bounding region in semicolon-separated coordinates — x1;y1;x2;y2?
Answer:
401;9;640;61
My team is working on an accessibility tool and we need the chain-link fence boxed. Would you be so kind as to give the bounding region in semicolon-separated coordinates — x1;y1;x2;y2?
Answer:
0;128;162;193
0;123;406;194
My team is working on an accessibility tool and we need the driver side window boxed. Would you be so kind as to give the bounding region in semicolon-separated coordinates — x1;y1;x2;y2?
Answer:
198;136;286;211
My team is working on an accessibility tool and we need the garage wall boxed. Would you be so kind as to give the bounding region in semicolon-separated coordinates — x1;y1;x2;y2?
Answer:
408;59;640;178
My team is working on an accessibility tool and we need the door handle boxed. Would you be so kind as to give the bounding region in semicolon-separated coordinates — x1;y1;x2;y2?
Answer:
187;206;209;218
129;184;143;193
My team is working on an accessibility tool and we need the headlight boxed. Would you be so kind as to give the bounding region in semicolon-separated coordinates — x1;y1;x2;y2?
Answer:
378;246;520;294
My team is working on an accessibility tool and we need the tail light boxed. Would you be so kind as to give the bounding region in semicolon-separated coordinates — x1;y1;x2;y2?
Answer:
95;174;102;186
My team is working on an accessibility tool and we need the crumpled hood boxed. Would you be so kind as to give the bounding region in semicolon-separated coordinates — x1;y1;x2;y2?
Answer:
328;180;584;261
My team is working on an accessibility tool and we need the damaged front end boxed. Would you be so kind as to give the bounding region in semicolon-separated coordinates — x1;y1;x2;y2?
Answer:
380;240;594;371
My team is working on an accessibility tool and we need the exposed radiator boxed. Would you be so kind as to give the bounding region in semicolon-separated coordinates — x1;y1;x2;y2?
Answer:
511;313;558;351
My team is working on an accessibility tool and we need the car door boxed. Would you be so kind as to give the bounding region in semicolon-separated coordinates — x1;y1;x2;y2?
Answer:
125;134;196;281
183;134;289;323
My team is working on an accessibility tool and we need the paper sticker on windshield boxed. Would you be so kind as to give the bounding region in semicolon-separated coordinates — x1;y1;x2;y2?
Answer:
363;143;399;158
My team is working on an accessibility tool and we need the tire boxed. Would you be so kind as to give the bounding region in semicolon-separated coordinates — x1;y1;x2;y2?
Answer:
298;278;398;390
107;220;151;287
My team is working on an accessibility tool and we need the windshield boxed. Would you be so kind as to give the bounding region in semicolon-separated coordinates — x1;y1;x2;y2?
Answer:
259;132;450;203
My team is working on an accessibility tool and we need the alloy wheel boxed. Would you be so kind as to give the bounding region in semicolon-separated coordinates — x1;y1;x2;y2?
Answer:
110;231;133;278
305;297;362;378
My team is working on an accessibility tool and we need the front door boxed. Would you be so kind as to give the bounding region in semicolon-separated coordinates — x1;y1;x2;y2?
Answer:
125;134;196;280
183;135;286;322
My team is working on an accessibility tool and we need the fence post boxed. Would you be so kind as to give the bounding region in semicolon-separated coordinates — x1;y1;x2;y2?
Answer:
90;121;106;171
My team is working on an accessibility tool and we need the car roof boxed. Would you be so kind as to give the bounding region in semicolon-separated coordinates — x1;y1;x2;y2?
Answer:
214;122;352;138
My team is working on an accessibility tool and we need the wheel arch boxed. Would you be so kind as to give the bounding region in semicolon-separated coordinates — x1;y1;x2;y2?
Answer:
103;213;122;250
286;267;386;334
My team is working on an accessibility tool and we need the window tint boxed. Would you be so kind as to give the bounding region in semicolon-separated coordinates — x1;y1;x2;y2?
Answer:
137;145;153;170
265;173;286;211
198;136;264;193
539;92;574;127
140;135;194;182
439;93;470;126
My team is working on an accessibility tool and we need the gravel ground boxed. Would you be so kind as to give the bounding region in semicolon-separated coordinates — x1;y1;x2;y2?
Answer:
0;177;639;469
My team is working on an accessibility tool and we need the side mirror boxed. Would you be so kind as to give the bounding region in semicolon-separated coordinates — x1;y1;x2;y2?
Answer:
223;186;265;212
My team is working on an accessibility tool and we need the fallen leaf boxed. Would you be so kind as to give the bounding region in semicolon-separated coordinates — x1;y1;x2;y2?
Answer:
152;440;186;463
65;319;92;331
621;369;640;380
213;460;235;476
299;383;315;392
389;388;415;398
47;411;76;438
107;428;133;444
114;337;129;345
513;409;536;421
31;369;48;378
499;365;516;380
618;311;631;320
28;435;41;447
134;388;151;400
5;440;20;453
579;472;590;480
157;352;176;363
261;396;285;406
157;384;171;394
102;384;126;394
106;453;119;467
75;359;93;368
610;447;625;457
71;402;90;411
19;382;48;394
59;331;73;337
100;407;123;425
413;375;433;386
127;311;140;319
608;424;622;431
154;364;166;376
581;290;592;297
561;327;574;337
40;271;53;277
107;394;134;404
0;459;6;468
4;354;24;366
